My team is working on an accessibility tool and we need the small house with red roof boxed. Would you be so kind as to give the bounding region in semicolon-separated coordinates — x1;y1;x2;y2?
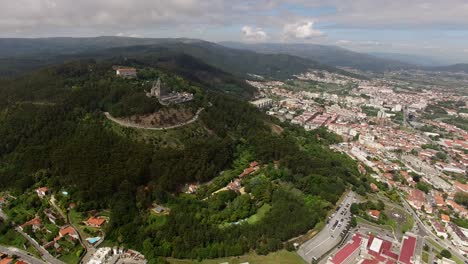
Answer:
20;216;41;232
370;183;379;192
36;187;49;198
368;210;381;220
58;225;79;240
84;216;106;228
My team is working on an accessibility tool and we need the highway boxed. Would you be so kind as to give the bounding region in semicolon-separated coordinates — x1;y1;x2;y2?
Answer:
298;191;357;264
0;245;46;264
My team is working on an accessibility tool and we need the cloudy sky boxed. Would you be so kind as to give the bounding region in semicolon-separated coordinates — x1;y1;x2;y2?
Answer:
2;0;468;63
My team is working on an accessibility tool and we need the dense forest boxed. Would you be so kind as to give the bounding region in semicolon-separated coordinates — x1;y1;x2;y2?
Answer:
0;59;369;262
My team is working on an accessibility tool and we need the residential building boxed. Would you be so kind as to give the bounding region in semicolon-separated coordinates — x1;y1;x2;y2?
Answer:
36;187;49;198
84;216;106;228
116;68;137;78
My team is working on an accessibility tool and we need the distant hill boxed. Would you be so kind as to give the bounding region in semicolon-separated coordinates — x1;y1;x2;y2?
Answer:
219;42;416;72
427;63;468;73
0;37;360;80
369;52;447;67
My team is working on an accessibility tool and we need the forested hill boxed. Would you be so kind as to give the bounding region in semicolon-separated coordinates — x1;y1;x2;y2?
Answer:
0;36;360;80
0;59;370;261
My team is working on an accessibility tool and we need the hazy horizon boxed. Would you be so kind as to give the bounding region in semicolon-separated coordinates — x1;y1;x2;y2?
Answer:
2;0;468;63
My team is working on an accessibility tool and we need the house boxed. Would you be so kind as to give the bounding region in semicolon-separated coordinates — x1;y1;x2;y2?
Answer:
44;208;58;224
0;257;13;264
151;204;169;214
20;217;41;232
368;210;381;220
447;200;468;219
454;181;468;193
36;187;49;198
227;179;242;192
186;184;199;194
116;68;137;78
58;226;79;240
370;183;379;192
239;162;260;178
441;214;450;223
430;220;448;239
84;216;106;227
433;193;446;207
0;197;6;206
446;223;468;251
407;189;426;211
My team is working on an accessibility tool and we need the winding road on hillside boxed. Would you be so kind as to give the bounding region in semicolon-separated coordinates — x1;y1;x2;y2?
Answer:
104;108;204;130
0;245;46;264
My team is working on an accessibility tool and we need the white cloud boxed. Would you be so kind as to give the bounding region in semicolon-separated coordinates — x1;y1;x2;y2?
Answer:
462;49;468;53
116;32;143;38
241;26;268;41
282;21;324;39
336;40;352;45
336;40;383;47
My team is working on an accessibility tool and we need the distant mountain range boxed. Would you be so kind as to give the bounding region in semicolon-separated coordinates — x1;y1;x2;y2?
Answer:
369;52;448;67
219;42;414;72
0;36;360;79
219;42;468;73
0;37;466;79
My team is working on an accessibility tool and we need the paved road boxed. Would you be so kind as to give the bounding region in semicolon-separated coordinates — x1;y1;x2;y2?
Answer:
0;209;7;221
15;227;65;264
298;191;357;263
398;191;468;263
0;245;46;264
104;107;204;130
49;195;67;220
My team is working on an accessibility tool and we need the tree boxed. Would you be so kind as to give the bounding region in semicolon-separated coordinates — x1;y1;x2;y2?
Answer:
440;249;452;258
454;192;468;207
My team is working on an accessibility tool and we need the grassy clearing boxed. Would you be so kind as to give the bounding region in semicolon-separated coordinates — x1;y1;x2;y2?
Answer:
168;250;306;264
355;216;393;231
247;204;271;224
422;251;429;263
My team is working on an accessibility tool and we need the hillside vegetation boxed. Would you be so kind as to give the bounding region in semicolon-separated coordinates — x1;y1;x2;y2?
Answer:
0;59;369;262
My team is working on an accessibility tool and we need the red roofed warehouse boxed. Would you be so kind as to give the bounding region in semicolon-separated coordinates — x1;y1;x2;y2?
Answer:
398;234;417;264
327;234;362;264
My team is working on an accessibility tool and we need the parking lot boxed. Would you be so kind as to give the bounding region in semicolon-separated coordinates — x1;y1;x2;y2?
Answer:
297;191;357;264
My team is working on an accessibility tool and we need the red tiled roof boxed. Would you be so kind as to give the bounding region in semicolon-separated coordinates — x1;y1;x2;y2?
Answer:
368;210;381;219
36;187;48;193
398;235;417;264
59;226;77;237
0;257;13;264
21;217;41;228
330;234;362;264
85;217;106;226
441;214;451;222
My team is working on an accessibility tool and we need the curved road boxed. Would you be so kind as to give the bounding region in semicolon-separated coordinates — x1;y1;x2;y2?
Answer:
15;227;65;264
398;191;468;263
104;108;204;130
0;245;46;264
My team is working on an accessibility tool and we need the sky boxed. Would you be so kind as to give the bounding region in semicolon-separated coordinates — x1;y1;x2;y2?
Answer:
2;0;468;63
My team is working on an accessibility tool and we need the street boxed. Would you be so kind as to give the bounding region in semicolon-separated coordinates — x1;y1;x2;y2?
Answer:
298;191;357;264
0;245;46;264
398;191;468;263
15;227;65;264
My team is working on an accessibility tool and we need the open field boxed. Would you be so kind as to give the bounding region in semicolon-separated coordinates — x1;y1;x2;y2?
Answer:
168;250;306;264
